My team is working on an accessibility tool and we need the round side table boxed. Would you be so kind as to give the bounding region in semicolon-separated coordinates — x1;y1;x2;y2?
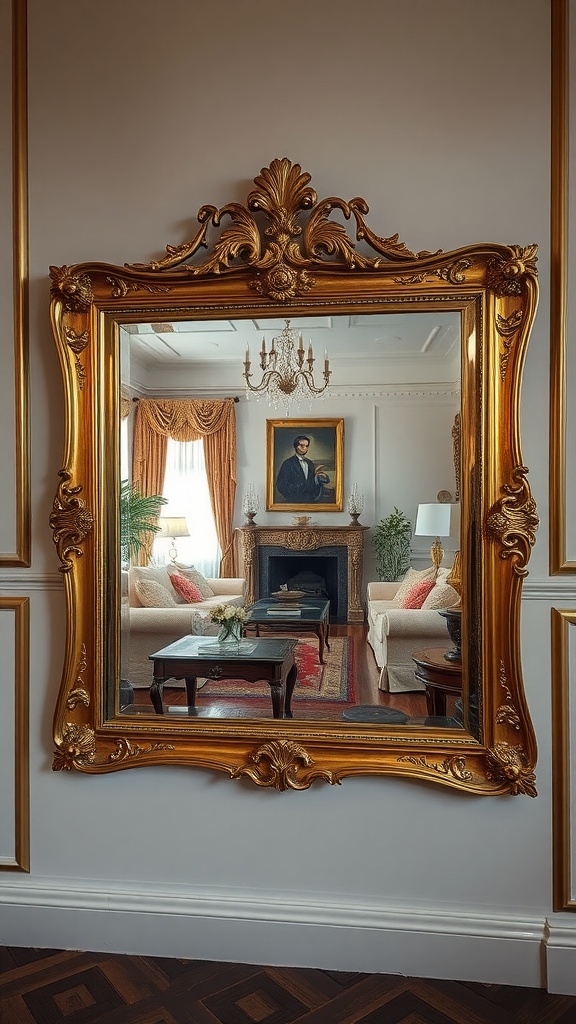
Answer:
412;647;463;718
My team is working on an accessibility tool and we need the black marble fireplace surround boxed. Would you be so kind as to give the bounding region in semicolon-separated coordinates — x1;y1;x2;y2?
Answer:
237;526;367;624
260;547;347;623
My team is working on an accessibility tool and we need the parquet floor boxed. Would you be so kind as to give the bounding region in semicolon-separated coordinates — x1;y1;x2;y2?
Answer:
2;947;576;1023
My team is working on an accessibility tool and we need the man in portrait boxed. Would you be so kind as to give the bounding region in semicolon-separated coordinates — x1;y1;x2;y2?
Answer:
275;434;330;503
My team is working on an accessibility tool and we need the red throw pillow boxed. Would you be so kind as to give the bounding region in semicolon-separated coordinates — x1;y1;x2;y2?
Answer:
401;577;436;609
169;572;203;603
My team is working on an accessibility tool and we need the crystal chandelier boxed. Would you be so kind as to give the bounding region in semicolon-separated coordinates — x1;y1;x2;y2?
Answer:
243;319;331;406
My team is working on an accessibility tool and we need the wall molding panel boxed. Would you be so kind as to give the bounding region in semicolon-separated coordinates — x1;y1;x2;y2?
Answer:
552;608;576;912
550;0;574;574
0;597;29;873
0;0;30;566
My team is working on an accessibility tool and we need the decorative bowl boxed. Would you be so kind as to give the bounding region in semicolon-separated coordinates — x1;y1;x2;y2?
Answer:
270;590;306;602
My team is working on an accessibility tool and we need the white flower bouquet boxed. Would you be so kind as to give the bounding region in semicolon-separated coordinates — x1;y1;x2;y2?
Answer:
209;603;248;644
209;604;247;626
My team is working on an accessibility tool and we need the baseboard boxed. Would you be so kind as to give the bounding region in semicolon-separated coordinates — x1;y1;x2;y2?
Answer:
0;879;546;988
545;922;576;994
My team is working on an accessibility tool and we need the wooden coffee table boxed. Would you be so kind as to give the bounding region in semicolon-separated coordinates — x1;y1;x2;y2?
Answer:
244;597;331;663
149;635;298;718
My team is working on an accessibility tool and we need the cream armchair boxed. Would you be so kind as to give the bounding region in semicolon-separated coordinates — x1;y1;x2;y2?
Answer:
367;575;455;692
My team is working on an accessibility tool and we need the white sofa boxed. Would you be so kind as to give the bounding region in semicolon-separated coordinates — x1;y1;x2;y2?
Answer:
366;568;458;692
125;564;245;687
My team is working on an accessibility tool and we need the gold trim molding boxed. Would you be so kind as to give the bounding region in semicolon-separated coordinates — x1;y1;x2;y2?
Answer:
550;0;574;574
50;158;538;795
0;0;30;566
552;608;576;911
0;597;30;872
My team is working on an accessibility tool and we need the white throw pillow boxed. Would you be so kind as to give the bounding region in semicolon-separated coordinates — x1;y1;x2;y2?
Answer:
134;578;178;608
170;561;215;598
421;581;459;610
130;564;182;603
391;567;437;608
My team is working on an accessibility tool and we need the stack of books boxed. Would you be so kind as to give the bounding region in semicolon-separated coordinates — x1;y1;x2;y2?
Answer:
267;606;302;616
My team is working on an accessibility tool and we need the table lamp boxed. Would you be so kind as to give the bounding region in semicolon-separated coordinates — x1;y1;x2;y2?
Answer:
414;502;453;575
157;516;190;560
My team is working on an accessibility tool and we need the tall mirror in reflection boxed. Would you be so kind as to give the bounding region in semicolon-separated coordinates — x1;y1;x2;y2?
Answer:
117;312;465;729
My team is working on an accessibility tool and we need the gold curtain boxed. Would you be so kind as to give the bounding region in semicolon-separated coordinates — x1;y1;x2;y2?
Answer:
132;398;237;575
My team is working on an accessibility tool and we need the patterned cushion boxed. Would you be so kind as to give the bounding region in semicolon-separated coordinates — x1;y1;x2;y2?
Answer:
421;581;460;610
401;577;436;609
170;562;215;598
391;567;437;608
134;578;178;608
169;572;203;603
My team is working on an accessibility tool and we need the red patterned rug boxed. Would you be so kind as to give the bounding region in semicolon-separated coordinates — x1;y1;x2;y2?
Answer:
199;636;355;704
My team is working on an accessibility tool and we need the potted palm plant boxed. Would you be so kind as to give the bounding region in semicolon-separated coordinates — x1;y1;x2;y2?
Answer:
373;506;413;581
120;479;167;565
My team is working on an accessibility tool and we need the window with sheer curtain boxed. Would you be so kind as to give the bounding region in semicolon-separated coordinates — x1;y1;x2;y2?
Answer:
150;437;221;577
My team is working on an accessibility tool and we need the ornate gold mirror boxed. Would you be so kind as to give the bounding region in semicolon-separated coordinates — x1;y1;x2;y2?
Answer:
49;158;539;794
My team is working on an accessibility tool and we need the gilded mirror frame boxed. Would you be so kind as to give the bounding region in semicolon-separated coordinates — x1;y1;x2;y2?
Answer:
49;158;539;794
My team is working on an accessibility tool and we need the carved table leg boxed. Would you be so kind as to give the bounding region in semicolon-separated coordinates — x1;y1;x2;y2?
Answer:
284;663;297;718
150;678;165;714
317;625;326;665
269;681;286;719
184;676;198;714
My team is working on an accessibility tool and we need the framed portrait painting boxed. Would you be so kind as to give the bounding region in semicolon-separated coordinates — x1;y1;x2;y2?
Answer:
266;418;344;512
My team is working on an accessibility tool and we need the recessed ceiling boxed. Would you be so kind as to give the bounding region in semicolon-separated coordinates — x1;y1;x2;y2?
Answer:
121;313;461;371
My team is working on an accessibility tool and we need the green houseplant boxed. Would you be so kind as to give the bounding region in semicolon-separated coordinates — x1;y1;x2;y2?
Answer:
120;479;167;564
373;506;413;581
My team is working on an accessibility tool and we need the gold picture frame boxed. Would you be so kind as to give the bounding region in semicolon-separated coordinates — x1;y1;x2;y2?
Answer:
266;418;344;512
49;157;539;795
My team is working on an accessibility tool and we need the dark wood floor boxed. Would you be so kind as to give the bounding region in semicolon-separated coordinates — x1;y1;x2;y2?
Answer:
124;625;455;723
2;946;576;1023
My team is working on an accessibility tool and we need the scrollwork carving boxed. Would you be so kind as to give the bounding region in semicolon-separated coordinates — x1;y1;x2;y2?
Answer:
49;265;93;311
486;466;539;576
53;724;96;771
486;743;537;797
231;740;335;791
66;644;90;710
109;739;175;762
486;244;538;297
496;309;524;380
50;470;94;573
64;325;89;389
496;661;521;730
398;754;473;783
125;158;437;300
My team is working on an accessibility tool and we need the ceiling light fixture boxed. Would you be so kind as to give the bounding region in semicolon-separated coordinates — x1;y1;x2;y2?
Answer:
243;319;331;407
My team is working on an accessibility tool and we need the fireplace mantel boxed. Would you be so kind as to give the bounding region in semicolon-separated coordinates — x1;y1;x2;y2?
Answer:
236;525;368;623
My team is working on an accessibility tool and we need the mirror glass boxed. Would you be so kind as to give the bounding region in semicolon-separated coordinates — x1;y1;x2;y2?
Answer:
116;311;467;729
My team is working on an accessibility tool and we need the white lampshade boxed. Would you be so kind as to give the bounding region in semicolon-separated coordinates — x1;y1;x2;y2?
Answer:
414;503;452;539
157;516;190;540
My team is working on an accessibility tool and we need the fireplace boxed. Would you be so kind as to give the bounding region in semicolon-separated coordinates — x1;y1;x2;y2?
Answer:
237;525;367;624
261;547;347;622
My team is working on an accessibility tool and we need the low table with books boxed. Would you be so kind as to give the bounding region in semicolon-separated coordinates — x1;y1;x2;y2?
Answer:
244;597;331;664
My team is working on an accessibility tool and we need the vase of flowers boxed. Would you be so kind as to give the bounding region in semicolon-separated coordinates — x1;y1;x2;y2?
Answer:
209;604;247;645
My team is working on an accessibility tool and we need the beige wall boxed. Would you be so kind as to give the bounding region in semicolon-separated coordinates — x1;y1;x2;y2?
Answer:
2;0;574;992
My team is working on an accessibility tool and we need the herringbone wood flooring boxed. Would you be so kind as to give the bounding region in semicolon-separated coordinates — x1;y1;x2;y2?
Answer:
1;947;576;1023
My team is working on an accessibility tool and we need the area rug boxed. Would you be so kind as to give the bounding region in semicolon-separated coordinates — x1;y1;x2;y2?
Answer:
199;636;355;704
